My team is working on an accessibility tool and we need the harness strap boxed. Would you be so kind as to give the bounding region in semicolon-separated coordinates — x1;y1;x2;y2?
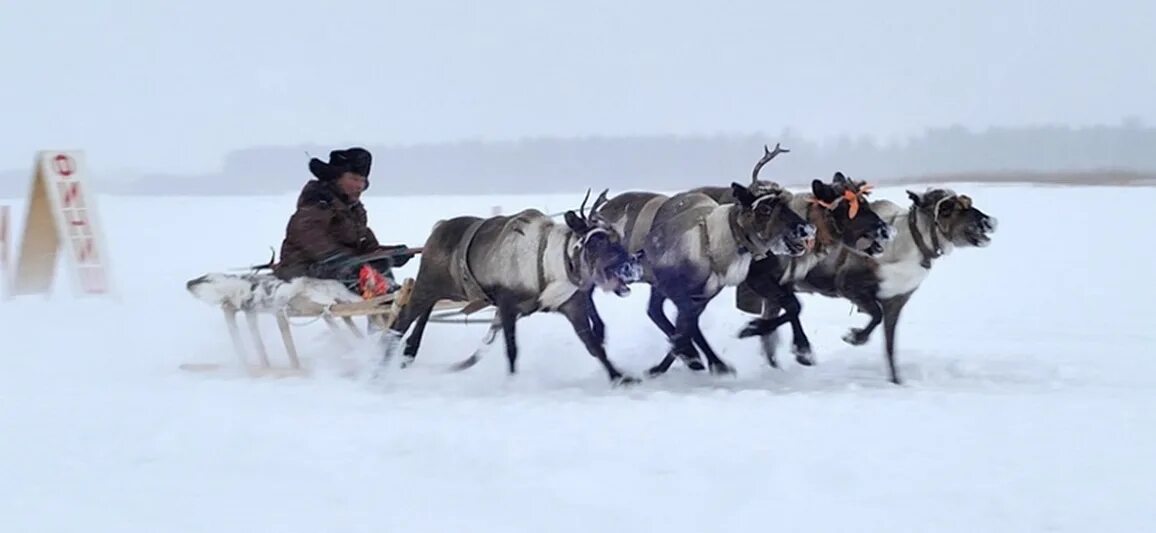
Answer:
908;204;943;269
727;205;766;260
536;230;549;292
624;196;666;254
455;219;492;303
536;226;587;292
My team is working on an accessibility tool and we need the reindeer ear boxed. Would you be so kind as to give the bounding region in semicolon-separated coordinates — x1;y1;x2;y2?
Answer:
833;172;848;185
812;179;839;203
730;182;756;207
563;211;588;233
906;190;923;206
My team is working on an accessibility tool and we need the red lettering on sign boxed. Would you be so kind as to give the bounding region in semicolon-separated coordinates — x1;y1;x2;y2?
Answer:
59;182;84;209
53;154;75;177
76;237;98;264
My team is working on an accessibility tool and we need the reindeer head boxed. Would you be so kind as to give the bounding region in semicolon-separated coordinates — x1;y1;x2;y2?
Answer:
810;172;894;257
730;182;814;258
907;188;998;248
563;188;644;296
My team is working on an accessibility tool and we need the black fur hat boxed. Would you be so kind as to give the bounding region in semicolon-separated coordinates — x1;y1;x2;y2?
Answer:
308;147;372;187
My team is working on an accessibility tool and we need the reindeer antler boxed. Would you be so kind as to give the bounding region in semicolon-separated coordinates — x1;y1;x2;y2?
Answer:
585;188;611;223
578;188;592;219
751;142;790;186
592;188;609;212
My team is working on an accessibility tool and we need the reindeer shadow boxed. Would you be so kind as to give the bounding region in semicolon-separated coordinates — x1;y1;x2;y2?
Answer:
553;344;1084;398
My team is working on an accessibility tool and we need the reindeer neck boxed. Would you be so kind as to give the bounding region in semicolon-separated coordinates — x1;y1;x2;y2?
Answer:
539;228;584;291
804;198;839;254
726;204;766;260
907;204;943;269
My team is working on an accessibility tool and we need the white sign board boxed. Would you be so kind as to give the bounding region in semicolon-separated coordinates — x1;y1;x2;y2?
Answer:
0;205;9;292
5;151;115;299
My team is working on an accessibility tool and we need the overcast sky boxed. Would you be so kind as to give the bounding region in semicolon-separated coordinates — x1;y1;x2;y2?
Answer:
2;0;1152;177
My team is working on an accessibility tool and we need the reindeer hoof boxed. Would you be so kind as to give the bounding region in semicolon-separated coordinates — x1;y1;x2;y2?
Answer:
399;355;416;369
737;320;766;339
612;375;642;387
709;362;735;376
842;328;870;346
792;345;814;366
685;359;706;371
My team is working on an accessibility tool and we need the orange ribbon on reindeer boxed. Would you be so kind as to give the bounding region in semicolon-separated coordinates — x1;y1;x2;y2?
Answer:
810;183;874;219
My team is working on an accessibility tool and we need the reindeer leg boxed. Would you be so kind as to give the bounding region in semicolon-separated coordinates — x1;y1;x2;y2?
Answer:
842;298;883;346
645;289;689;377
880;291;914;385
758;299;783;368
738;268;803;368
678;296;733;376
777;291;815;366
838;265;885;346
560;296;638;385
379;282;440;367
497;303;521;375
582;288;606;344
399;306;435;368
645;288;705;372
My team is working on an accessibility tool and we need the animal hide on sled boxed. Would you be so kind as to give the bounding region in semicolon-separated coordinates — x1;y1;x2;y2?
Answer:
185;272;364;313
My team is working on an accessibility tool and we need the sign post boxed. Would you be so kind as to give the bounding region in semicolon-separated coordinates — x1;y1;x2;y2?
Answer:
0;205;9;296
4;151;114;300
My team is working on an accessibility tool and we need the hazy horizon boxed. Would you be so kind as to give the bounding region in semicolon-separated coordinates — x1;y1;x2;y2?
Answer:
3;0;1153;178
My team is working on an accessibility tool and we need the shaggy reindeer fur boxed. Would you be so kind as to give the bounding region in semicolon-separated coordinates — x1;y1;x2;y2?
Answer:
185;271;362;312
728;173;895;369
380;190;645;384
739;187;998;384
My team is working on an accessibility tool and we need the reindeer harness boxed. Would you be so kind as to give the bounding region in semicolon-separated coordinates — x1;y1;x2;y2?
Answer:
907;197;957;269
454;219;493;304
657;197;780;278
455;215;591;306
624;195;665;254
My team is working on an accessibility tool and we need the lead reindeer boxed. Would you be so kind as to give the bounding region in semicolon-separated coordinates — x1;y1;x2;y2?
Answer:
738;186;999;384
379;189;645;385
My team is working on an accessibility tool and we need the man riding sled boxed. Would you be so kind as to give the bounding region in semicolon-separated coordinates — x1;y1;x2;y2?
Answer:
272;147;417;298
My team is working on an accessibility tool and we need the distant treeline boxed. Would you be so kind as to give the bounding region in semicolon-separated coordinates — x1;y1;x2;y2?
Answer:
4;121;1156;197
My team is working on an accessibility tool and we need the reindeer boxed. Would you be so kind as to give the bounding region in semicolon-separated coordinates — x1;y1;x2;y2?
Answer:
588;143;795;372
738;187;999;384
593;144;815;377
637;178;817;376
378;189;645;385
727;173;895;370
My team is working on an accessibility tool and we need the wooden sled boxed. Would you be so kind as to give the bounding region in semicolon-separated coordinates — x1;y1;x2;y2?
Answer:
181;277;486;378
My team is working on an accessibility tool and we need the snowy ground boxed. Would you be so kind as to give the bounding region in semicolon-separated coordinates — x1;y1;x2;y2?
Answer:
2;183;1155;532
